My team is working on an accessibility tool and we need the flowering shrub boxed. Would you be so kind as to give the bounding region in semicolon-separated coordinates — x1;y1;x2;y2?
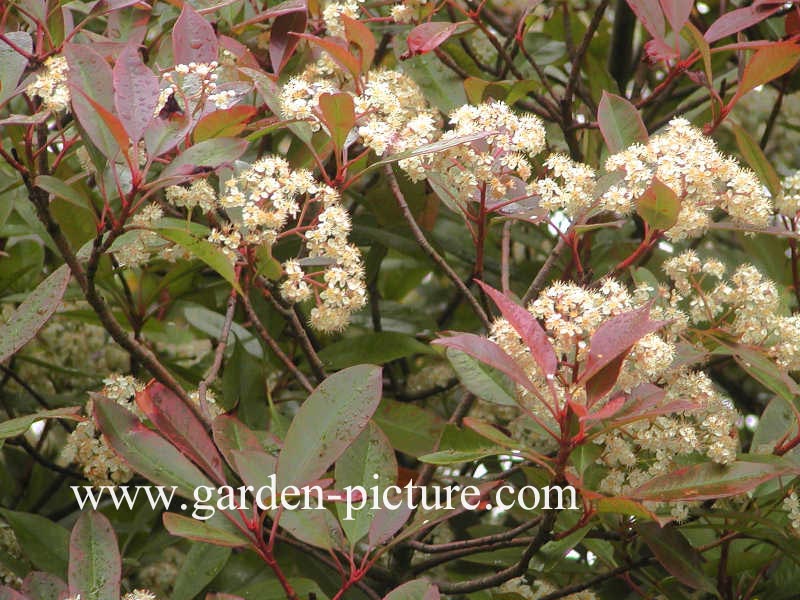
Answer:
6;0;800;599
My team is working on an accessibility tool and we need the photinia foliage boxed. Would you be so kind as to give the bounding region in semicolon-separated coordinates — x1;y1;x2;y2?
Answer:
6;0;800;598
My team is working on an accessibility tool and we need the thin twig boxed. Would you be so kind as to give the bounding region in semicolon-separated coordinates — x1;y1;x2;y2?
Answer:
384;165;491;330
522;234;569;305
197;289;237;418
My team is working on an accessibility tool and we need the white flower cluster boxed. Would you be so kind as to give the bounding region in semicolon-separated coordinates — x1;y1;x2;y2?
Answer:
67;593;158;600
778;170;800;215
602;118;773;240
322;0;364;37
390;0;429;23
484;278;738;510
62;375;144;487
220;156;367;332
663;250;800;370
27;55;70;112
154;60;235;116
0;524;22;588
165;179;217;213
784;492;800;534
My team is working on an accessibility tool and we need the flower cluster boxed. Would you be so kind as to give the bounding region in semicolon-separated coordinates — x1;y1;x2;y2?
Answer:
26;55;70;112
154;60;238;116
219;156;367;332
778;170;800;215
0;523;22;588
784;492;800;534
484;277;738;511
390;0;429;23
322;0;363;37
135;546;184;597
602;118;773;240
62;375;144;487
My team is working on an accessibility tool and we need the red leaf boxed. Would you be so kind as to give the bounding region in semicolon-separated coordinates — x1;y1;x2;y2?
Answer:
234;0;307;30
735;42;800;99
72;86;131;162
579;305;667;402
135;381;227;484
638;523;716;593
172;3;218;66
475;281;557;377
0;588;28;599
432;332;537;396
342;15;376;73
293;33;361;77
704;2;785;43
113;41;159;143
318;91;355;152
269;9;307;75
402;21;460;58
658;0;693;34
193;105;256;142
625;0;665;41
212;414;266;472
581;393;626;424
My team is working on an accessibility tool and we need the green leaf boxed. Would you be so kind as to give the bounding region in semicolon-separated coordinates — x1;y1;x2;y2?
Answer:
68;511;121;600
419;424;506;465
0;264;71;363
334;422;397;544
447;347;515;406
713;339;800;404
0;32;32;106
597;91;648;154
155;228;241;293
157;138;249;185
638;522;716;593
162;513;249;548
276;364;383;488
171;543;232;600
0;407;82;448
631;460;794;502
373;399;445;457
636;177;681;231
35;176;88;209
278;506;345;551
383;579;440;600
318;92;355;153
0;509;69;579
731;122;781;197
317;332;435;369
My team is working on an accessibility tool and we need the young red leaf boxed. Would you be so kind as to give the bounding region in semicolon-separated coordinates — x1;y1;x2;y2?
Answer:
631;460;794;501
113;42;158;143
71;86;131;162
193;105;257;142
432;332;537;395
704;2;785;43
624;0;666;41
0;32;32;106
292;33;361;77
598;91;648;154
275;364;383;489
213;415;266;473
579;305;667;402
475;280;557;376
736;42;800;99
269;10;307;75
94;396;215;499
637;523;716;593
172;3;218;66
135;381;227;484
317;92;355;153
636;177;681;231
658;0;692;35
402;21;460;59
68;511;121;600
342;15;376;73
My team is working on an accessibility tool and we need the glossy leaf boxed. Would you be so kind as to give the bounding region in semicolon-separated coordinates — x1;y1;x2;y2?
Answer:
731;122;781;197
279;505;346;551
173;3;218;65
373;399;445;457
624;0;665;41
155;228;241;293
598;91;648;154
0;509;69;579
270;9;307;75
113;42;158;143
0;32;32;105
403;21;460;58
157;138;248;184
276;364;383;488
135;381;227;484
636;177;681;231
632;460;794;501
213;415;265;472
705;3;785;43
737;42;800;99
420;424;506;465
193;105;256;142
231;449;276;490
94;397;215;498
0;407;82;448
335;421;398;544
342;16;376;73
293;34;360;77
0;264;70;364
68;511;121;600
658;0;692;34
638;522;716;593
475;280;557;376
447;348;515;407
318;92;355;153
162;513;249;548
171;544;231;600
